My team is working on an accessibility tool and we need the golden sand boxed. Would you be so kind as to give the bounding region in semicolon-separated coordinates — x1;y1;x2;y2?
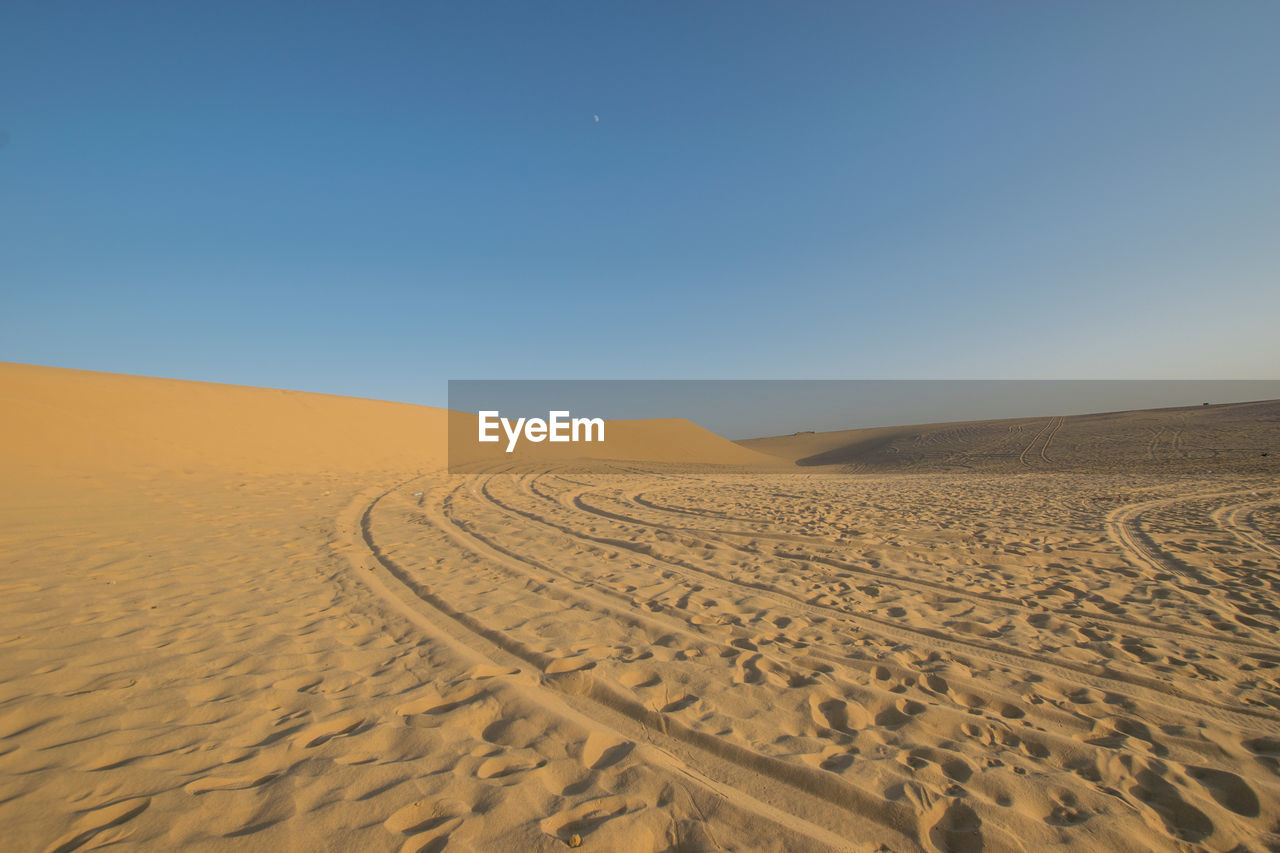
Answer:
3;362;1278;851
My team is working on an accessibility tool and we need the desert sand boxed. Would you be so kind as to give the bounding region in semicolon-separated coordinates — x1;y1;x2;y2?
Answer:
3;362;1279;852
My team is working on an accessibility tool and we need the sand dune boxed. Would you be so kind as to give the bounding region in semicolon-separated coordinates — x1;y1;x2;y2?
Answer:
3;363;1280;851
741;400;1279;473
1;361;770;493
1;362;449;509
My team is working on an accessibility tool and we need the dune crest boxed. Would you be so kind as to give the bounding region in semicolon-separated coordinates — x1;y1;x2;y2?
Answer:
0;362;447;498
742;400;1279;473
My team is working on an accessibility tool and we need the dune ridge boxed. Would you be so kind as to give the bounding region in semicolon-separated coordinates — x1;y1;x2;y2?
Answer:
741;400;1279;472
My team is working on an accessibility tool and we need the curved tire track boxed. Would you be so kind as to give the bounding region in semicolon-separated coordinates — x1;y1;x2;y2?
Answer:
538;474;1278;656
475;473;1280;729
341;479;922;852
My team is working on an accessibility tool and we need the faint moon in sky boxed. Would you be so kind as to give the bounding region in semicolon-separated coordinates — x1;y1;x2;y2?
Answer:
593;115;599;123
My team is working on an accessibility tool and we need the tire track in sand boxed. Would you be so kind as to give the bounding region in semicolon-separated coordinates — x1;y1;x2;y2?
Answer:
1105;491;1278;585
1018;418;1056;468
341;479;920;852
1040;416;1063;464
474;473;1280;729
533;473;1277;656
1212;500;1280;563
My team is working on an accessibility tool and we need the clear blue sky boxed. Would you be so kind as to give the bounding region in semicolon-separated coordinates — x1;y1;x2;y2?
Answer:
3;2;1277;407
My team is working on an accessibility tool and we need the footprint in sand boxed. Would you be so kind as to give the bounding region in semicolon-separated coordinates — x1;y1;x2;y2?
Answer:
924;799;983;853
660;694;697;713
815;749;857;772
1186;765;1260;817
539;795;636;846
998;702;1025;719
481;716;545;748
807;694;872;734
475;748;547;779
581;731;635;770
732;653;763;685
875;698;926;728
1046;790;1090;826
384;797;470;852
923;674;949;694
1132;772;1214;843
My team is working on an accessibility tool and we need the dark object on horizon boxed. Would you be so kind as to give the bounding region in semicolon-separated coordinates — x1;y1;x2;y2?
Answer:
1203;402;1209;406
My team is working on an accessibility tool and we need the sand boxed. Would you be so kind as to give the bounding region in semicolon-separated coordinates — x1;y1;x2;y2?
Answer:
3;363;1279;851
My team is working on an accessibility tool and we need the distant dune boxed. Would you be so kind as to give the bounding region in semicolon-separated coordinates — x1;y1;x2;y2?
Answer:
741;400;1280;473
1;363;771;505
0;362;448;495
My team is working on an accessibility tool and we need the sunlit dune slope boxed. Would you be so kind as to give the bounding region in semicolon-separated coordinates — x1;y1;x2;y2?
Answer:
0;363;773;502
0;362;449;504
740;400;1280;473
